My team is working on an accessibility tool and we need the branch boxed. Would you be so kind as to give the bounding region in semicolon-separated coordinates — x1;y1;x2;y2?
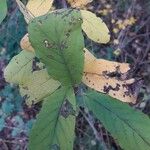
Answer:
60;0;67;8
79;108;108;150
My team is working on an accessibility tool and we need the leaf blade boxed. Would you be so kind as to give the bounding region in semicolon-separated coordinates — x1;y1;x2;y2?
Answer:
0;0;7;24
4;50;35;85
26;0;54;17
28;9;84;86
29;86;76;150
20;69;61;106
81;10;110;44
67;0;93;8
82;48;136;103
4;50;60;105
84;91;150;150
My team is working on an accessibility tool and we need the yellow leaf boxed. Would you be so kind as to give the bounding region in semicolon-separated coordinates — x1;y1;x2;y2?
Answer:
16;0;54;23
67;0;93;8
83;48;136;103
81;10;110;44
84;48;130;74
26;0;54;17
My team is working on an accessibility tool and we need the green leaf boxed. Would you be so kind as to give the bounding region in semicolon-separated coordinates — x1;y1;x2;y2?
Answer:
84;91;150;150
29;86;76;150
28;9;84;86
0;0;7;24
4;50;60;105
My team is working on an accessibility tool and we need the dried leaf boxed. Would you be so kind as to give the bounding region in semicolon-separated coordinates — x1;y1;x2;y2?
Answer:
20;33;34;52
81;10;110;44
26;0;54;17
83;48;136;103
16;0;33;23
67;0;93;8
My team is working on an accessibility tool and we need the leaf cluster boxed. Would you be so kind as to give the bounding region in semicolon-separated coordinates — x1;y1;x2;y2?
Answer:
3;1;150;150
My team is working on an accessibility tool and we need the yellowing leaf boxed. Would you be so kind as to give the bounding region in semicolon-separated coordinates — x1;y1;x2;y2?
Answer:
20;33;34;52
82;74;136;103
81;10;110;44
83;48;136;103
84;48;130;74
20;69;60;106
4;50;35;85
26;0;54;17
67;0;93;8
4;50;60;106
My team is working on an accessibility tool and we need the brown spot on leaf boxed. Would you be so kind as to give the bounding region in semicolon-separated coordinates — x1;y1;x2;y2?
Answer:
22;86;29;90
44;40;54;48
60;99;75;118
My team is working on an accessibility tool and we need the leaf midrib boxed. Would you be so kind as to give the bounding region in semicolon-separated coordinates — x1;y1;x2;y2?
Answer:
54;23;74;86
86;94;150;147
50;88;69;146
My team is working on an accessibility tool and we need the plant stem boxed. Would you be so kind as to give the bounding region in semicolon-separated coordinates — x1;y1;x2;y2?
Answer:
60;0;67;8
79;108;108;150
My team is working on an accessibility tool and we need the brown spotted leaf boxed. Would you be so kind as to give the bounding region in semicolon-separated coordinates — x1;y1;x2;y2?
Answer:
83;48;136;103
29;86;76;150
19;36;136;103
20;69;61;106
28;9;84;86
4;50;60;106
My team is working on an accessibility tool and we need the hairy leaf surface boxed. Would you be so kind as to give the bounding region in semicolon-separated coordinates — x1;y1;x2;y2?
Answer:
28;9;84;86
85;91;150;150
29;87;76;150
